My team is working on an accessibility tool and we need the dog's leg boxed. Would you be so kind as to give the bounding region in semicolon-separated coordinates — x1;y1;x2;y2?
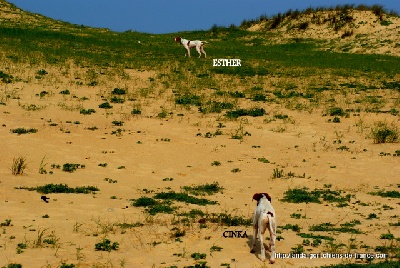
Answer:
196;46;202;58
186;48;191;58
200;45;206;58
259;217;266;262
250;222;257;253
268;215;277;264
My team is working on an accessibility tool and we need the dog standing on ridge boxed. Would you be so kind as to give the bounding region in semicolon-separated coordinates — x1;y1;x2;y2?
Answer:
174;37;208;58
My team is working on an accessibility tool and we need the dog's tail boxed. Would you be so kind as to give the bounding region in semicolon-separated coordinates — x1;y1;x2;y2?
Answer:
201;41;209;44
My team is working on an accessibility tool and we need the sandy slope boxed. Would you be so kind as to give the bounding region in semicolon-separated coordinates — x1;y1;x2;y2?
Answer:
0;2;399;267
0;66;399;268
247;10;400;57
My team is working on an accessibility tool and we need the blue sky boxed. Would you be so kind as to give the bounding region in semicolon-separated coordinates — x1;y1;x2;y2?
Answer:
7;0;400;34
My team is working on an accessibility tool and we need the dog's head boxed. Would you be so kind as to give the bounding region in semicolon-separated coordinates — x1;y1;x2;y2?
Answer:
252;193;272;203
174;36;181;43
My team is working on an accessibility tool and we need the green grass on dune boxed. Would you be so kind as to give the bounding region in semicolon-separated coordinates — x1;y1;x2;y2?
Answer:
1;22;399;77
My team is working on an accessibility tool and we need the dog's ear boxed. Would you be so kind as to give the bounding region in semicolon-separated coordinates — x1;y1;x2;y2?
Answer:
252;193;262;202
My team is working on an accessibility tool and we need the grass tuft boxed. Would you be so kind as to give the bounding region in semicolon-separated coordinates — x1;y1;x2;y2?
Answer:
370;121;398;144
181;182;224;196
16;183;99;194
11;156;27;175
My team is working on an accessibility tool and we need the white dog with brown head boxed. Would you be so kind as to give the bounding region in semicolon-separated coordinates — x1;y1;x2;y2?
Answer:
174;36;207;58
250;193;277;263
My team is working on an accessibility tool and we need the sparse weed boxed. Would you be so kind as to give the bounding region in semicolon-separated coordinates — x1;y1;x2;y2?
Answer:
60;263;75;268
1;219;12;226
211;161;221;166
369;190;400;198
182;182;223;196
6;264;23;268
370;121;398;144
98;102;113;109
10;128;38;135
11;156;27;175
95;238;119;251
154;191;217;205
258;157;270;163
309;222;362;234
282;187;352;206
16;183;99;194
225;108;266;119
191;252;206;260
62;163;84;172
80;108;96;115
280;223;301;232
272;168;284;179
231;168;241;173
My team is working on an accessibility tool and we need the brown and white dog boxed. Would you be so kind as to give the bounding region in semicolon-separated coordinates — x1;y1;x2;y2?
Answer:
250;193;277;263
174;37;208;58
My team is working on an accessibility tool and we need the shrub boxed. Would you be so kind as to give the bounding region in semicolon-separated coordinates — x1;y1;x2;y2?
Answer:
228;91;246;98
59;89;70;95
175;94;202;106
309;222;362;234
60;264;75;268
191;252;206;260
280;224;301;232
182;182;224;196
147;204;176;215
6;264;22;268
111;88;126;95
380;233;395;239
112;120;124;126
131;109;141;115
225;108;266;119
1;219;12;226
198;101;234;114
95;238;119;251
211;161;221;166
369;190;400;198
80;108;96;115
37;69;48;75
0;70;13;83
110;96;125;103
282;187;351;204
329;107;345;116
98;102;113;109
298;22;309;30
17;184;99;194
370;121;398;144
132;197;158;207
252;94;267;101
10;128;38;135
258;157;270;163
62;163;83;172
131;196;176;215
282;188;321;203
